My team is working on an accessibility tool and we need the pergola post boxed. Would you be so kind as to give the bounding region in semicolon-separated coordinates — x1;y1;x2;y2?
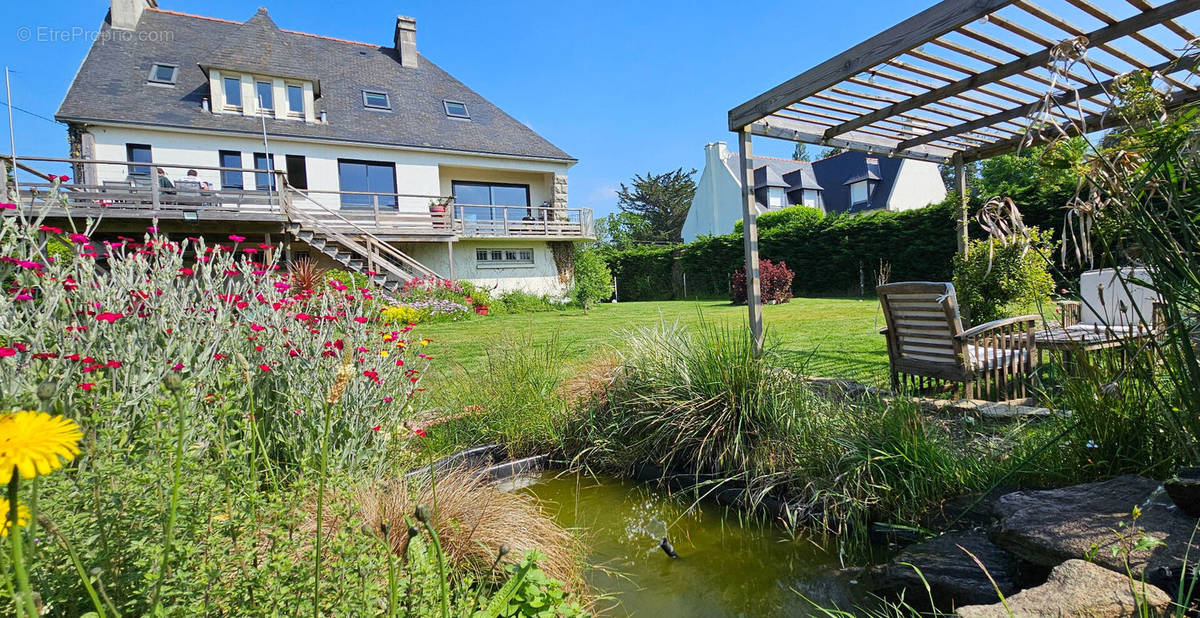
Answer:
737;127;764;356
954;152;968;255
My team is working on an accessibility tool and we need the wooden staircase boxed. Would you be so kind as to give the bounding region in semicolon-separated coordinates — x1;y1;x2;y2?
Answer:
279;184;441;297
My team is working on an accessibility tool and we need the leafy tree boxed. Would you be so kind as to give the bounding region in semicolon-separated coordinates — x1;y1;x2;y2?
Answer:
592;211;649;249
572;248;614;311
818;146;845;158
792;143;811;161
976;138;1086;202
615;168;696;243
952;228;1056;325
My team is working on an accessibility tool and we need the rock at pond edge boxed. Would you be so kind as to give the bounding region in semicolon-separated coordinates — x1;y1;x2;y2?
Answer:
955;559;1172;617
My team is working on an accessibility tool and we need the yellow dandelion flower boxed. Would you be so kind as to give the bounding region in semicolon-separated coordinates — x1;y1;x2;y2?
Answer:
383;333;393;342
0;411;83;484
380;350;389;358
420;339;431;346
0;497;29;537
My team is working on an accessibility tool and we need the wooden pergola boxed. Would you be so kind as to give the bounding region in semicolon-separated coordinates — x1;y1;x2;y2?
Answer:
728;0;1200;353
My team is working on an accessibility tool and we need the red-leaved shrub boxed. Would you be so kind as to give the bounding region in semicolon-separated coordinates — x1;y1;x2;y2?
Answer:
730;259;794;305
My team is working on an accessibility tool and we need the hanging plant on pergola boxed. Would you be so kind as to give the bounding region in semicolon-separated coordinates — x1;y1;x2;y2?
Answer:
727;0;1200;354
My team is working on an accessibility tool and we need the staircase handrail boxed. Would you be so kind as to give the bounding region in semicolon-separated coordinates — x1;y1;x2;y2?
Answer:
278;177;441;280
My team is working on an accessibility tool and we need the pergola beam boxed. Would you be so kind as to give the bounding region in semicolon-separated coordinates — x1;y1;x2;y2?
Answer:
821;0;1199;141
727;0;1016;131
749;116;955;163
898;52;1200;151
962;85;1200;162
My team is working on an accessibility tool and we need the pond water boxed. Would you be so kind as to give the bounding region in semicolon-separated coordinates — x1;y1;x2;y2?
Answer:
519;472;868;617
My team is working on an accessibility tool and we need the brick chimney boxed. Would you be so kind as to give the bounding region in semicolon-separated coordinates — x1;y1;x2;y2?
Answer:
111;0;157;30
394;16;418;68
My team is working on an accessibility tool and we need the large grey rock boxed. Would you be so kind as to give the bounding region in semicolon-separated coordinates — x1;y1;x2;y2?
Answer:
991;475;1198;594
877;531;1023;606
955;559;1172;617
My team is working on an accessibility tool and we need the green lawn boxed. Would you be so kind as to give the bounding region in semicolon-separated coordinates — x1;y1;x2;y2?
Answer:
415;296;890;386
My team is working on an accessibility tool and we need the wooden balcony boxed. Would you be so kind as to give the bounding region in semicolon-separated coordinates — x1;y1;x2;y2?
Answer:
3;155;594;241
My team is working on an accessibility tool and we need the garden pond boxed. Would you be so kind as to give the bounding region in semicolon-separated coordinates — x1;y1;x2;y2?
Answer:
516;472;872;617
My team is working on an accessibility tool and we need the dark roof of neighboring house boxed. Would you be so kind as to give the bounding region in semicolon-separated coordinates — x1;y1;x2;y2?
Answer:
753;165;789;189
56;8;575;162
721;150;902;214
810;151;903;214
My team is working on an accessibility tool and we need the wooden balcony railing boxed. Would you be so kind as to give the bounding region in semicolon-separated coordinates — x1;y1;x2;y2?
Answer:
3;155;595;239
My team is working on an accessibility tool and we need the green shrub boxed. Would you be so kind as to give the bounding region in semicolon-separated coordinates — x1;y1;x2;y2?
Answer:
600;244;676;301
326;268;370;291
734;204;824;234
572;249;613;311
952;228;1055;325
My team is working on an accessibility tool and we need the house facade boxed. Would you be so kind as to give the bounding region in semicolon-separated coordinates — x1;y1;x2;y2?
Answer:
681;141;946;243
45;0;589;295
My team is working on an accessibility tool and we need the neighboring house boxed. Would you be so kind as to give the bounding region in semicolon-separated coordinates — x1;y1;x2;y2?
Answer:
681;141;946;243
42;0;590;295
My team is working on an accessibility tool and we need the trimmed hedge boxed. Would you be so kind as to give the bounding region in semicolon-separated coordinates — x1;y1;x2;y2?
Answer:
604;200;960;302
603;199;961;301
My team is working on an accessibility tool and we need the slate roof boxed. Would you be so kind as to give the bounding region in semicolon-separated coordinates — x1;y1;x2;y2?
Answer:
56;8;575;162
752;165;788;189
720;150;903;214
810;151;904;214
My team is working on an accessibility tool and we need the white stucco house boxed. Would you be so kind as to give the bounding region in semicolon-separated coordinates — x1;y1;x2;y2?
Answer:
44;0;590;296
681;142;946;243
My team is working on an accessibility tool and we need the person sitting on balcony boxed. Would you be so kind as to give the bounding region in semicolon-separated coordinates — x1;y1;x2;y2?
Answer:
177;169;211;190
157;168;174;189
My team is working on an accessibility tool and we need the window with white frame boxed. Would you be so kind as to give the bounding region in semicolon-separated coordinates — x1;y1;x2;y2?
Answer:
766;187;787;209
286;84;304;116
476;248;534;267
800;189;820;208
255;81;274;112
223;76;242;110
850;181;869;204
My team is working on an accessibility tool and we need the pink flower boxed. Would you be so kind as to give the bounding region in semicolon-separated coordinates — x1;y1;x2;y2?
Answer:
0;347;16;357
415;429;427;438
295;313;311;321
68;233;89;243
228;234;246;243
212;353;228;360
249;323;266;332
171;362;184;371
0;203;15;210
79;383;95;391
39;225;63;234
106;360;122;368
96;312;124;323
59;175;70;182
372;425;381;432
258;363;271;372
353;317;368;324
146;226;158;233
178;267;194;276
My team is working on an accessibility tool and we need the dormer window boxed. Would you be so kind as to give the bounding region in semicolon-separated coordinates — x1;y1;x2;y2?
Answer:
286;84;304;116
223;76;242;110
443;100;469;119
767;187;787;209
363;90;391;110
850;180;871;204
255;81;274;112
148;63;178;85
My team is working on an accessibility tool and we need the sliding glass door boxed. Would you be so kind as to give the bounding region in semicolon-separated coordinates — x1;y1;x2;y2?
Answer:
451;181;530;221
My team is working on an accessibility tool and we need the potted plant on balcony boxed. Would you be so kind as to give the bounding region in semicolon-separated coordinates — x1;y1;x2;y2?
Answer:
428;196;452;214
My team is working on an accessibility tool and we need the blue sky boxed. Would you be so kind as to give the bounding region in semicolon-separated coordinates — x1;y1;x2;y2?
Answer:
1;0;941;217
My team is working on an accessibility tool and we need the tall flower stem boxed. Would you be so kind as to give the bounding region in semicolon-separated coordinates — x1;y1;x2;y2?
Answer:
150;390;186;611
8;476;36;618
313;399;333;617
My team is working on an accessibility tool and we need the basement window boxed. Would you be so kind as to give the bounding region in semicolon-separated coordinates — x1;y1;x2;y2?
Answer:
443;100;469;119
148;63;178;85
363;90;391;110
476;248;533;267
